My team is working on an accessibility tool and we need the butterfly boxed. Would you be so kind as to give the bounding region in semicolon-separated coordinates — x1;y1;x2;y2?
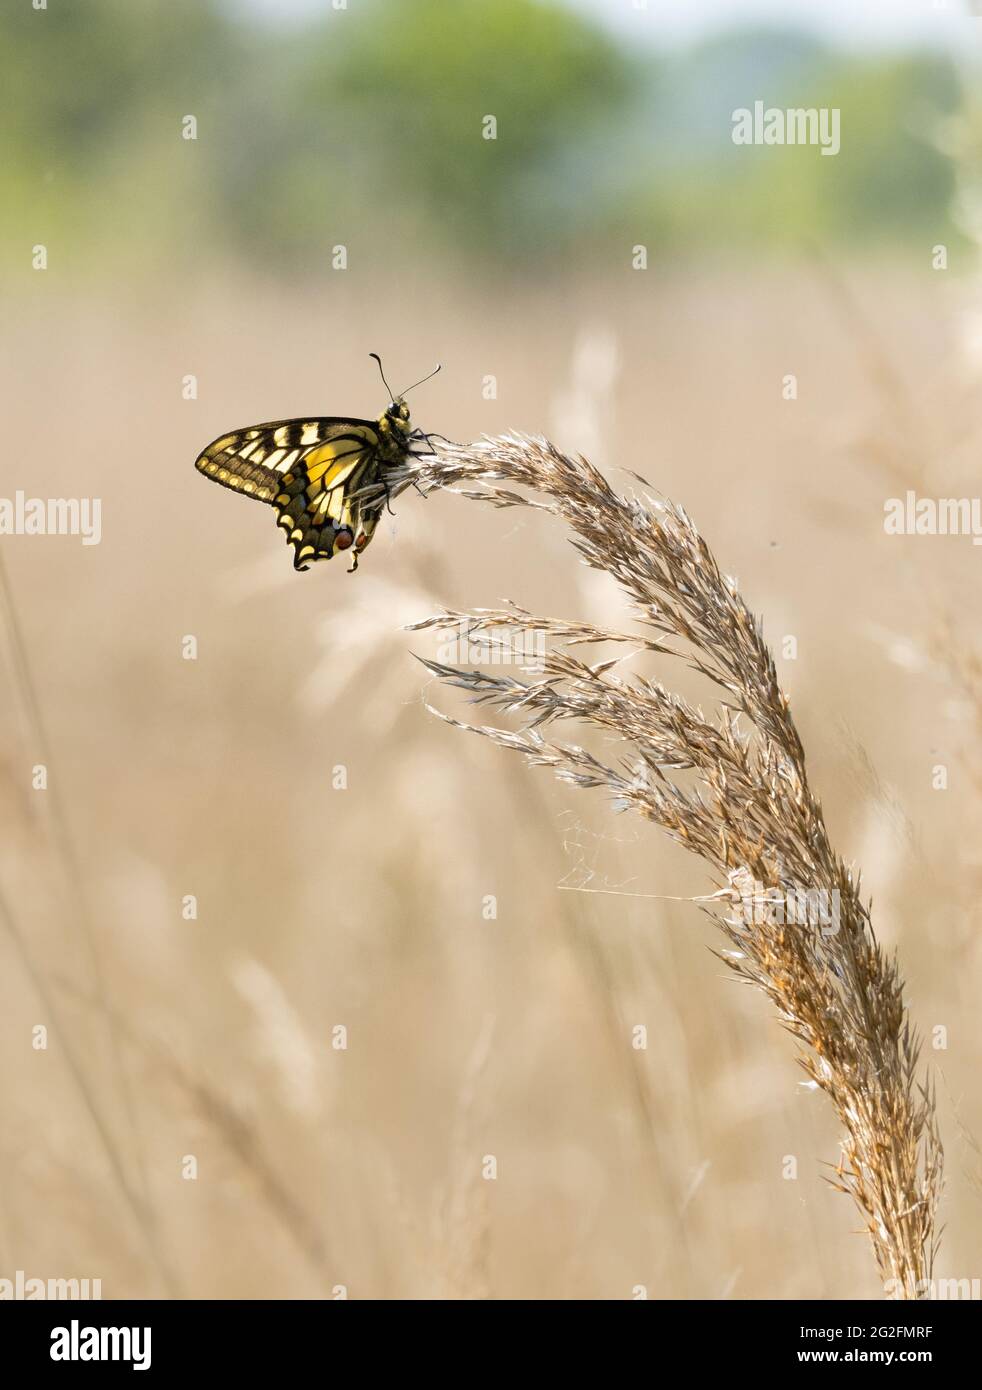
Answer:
194;355;441;571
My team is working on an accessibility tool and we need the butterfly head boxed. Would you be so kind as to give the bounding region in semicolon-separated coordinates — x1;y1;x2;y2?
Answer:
382;397;412;438
370;354;440;443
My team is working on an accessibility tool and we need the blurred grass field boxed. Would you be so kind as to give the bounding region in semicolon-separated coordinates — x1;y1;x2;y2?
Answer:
2;258;980;1297
2;0;981;1301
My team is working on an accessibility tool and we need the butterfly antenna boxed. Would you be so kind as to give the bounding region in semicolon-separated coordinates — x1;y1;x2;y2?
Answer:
399;363;442;398
369;352;396;400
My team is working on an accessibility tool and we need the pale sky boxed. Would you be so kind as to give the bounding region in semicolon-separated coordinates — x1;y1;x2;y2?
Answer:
566;0;980;51
230;0;982;52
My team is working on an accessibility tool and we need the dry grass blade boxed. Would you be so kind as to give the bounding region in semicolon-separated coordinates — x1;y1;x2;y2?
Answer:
0;884;179;1296
402;432;944;1297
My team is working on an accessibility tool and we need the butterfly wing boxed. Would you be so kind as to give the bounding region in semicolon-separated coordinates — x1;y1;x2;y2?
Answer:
275;429;385;570
195;418;387;569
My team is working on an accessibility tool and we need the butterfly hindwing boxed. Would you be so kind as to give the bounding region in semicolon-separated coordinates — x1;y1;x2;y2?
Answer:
274;428;381;570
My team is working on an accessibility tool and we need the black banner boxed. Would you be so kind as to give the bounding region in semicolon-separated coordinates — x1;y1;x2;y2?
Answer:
2;1298;975;1373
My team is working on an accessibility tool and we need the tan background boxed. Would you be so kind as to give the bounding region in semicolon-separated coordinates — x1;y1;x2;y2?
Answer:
1;1;980;1299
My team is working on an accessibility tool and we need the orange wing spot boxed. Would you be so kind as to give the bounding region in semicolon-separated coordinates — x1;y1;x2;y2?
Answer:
335;531;354;550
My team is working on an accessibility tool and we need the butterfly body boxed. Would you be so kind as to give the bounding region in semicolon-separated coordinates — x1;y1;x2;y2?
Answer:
195;396;417;571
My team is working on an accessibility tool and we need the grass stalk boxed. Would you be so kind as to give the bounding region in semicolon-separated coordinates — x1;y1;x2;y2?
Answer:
401;432;944;1296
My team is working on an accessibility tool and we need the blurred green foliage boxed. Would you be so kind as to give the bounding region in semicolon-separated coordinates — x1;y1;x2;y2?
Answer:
0;0;964;279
